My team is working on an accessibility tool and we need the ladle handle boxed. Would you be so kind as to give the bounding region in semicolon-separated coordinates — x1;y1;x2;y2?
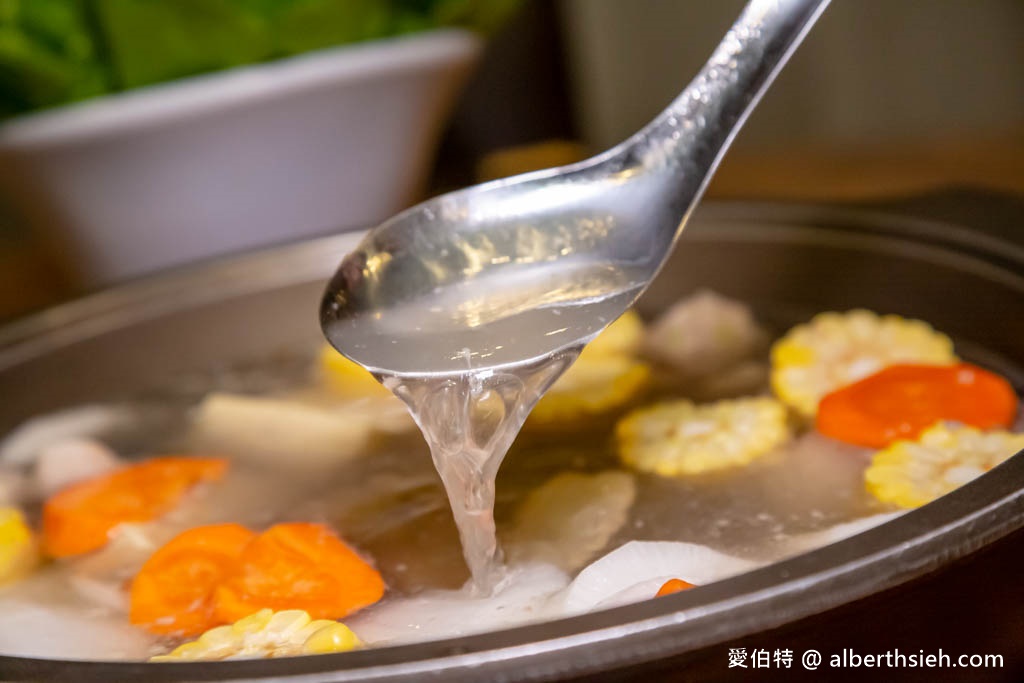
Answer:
626;0;830;220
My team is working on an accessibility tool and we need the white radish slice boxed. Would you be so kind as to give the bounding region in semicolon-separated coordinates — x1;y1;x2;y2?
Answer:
556;541;758;615
0;405;132;467
590;577;684;610
282;387;416;435
331;396;415;435
189;393;375;473
347;564;568;645
34;438;122;497
505;471;636;572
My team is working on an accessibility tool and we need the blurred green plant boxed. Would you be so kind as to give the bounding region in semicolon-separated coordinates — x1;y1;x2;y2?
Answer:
0;0;518;118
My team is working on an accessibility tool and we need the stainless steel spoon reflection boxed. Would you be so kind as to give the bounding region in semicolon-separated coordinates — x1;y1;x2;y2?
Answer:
322;0;830;377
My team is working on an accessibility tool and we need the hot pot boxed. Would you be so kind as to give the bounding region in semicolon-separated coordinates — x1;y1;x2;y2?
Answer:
1;192;1022;682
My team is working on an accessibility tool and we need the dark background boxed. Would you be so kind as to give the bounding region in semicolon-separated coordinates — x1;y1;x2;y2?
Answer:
2;0;1023;319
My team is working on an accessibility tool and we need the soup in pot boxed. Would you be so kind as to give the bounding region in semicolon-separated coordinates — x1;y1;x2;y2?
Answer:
0;291;1021;661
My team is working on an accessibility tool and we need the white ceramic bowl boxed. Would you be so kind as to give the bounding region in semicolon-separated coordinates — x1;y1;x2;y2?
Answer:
0;29;481;286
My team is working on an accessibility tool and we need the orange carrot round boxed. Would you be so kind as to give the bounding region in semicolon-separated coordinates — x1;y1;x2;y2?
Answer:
817;363;1018;448
42;456;228;558
130;523;255;637
213;522;385;623
656;578;695;597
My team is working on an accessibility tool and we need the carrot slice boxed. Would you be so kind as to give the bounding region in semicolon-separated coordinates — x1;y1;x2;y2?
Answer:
817;363;1018;448
42;456;227;558
213;522;385;623
129;523;255;637
656;578;695;597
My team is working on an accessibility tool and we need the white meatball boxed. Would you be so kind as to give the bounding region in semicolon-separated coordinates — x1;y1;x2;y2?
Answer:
34;438;121;497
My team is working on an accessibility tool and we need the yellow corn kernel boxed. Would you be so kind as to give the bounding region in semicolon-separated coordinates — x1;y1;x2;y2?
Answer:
616;397;791;476
772;343;814;367
319;345;391;399
865;423;1024;509
154;641;210;661
580;310;645;360
529;356;651;426
527;310;648;427
302;622;362;654
151;609;362;661
0;507;38;585
771;310;956;418
232;609;274;634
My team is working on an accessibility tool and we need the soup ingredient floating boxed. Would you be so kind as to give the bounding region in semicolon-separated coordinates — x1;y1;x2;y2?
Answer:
151;608;361;662
42;456;228;558
817;363;1018;448
215;522;384;622
0;404;133;467
529;312;651;427
771;310;956;418
130;522;384;637
190;394;378;469
504;470;636;572
319;345;395;399
528;356;650;427
644;290;770;402
616;397;790;476
558;541;756;614
865;423;1024;508
130;523;256;636
0;507;38;585
644;290;768;378
34;438;122;498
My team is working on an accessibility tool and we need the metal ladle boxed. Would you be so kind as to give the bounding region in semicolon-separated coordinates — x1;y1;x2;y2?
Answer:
322;0;829;377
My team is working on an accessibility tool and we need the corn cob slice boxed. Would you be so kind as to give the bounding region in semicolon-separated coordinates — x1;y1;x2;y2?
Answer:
865;423;1024;508
529;356;651;426
319;345;392;399
528;311;649;426
505;471;636;572
771;310;956;418
616;397;790;476
580;310;645;359
150;608;361;661
0;507;38;585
